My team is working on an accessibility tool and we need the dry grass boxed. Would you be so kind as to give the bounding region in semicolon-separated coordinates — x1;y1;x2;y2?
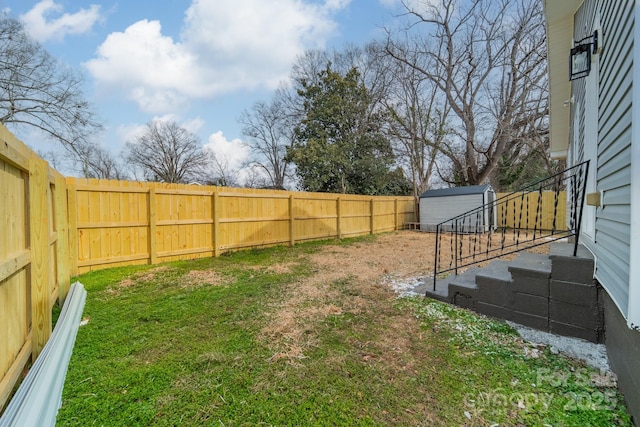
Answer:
261;231;438;365
260;230;551;366
182;269;227;288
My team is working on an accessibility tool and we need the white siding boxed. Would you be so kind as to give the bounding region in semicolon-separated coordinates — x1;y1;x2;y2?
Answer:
420;194;478;224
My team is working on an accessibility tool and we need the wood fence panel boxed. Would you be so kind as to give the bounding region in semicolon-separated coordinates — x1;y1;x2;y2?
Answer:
0;127;71;408
0;142;30;410
218;190;291;251
373;198;397;233
497;191;567;230
397;198;417;227
47;179;58;308
293;195;338;242
55;174;70;303
338;198;372;238
65;179;416;269
29;154;51;360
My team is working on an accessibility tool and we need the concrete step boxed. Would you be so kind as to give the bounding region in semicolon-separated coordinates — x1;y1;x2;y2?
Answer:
446;267;481;309
508;251;552;279
549;241;593;259
475;260;512;307
424;267;480;303
475;260;512;284
423;277;451;302
549;242;595;285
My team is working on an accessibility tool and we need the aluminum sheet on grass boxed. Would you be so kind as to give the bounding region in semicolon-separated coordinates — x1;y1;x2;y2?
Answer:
0;282;86;427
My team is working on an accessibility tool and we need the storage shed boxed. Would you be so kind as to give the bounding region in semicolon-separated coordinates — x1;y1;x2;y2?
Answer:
419;184;496;232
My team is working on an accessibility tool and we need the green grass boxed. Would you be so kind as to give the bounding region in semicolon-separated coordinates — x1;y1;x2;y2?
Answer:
57;237;632;426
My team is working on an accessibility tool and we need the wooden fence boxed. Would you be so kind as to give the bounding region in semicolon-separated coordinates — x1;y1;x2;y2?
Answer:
0;125;70;410
496;191;567;231
0;123;416;407
66;179;416;274
1;118;568;410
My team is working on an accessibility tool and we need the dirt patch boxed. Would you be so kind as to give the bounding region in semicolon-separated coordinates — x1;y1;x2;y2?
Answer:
182;269;227;289
260;230;550;365
115;266;174;287
103;266;178;298
261;231;438;364
249;263;295;274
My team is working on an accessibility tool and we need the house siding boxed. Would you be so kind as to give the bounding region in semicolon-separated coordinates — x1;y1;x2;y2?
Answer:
546;1;640;422
572;0;632;316
594;0;633;316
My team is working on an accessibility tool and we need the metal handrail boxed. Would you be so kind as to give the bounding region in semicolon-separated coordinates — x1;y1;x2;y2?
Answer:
432;160;590;290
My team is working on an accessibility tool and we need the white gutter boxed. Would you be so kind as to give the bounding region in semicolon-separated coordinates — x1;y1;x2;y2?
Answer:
0;282;86;427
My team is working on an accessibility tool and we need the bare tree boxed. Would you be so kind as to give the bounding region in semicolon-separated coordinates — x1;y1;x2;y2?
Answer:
125;120;207;183
241;164;270;189
290;44;394;112
386;0;549;188
239;94;294;189
0;15;103;167
372;42;451;197
203;149;241;187
76;144;127;179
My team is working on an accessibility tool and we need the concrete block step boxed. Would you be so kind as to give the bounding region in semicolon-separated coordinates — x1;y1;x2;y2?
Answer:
549;242;593;260
423;277;450;302
425;267;480;303
549;243;594;285
475;260;512;284
447;268;481;309
448;266;482;289
508;251;551;279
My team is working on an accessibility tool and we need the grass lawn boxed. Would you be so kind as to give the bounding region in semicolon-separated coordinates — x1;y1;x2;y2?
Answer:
56;234;632;426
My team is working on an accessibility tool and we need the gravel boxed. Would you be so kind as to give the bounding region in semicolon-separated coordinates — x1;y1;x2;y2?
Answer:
506;321;610;372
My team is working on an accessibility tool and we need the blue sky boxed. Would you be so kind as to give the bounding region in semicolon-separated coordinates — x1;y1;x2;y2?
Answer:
2;0;408;177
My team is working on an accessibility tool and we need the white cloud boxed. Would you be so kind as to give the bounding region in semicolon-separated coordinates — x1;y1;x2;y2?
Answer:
116;122;146;145
181;117;205;135
84;0;350;114
19;0;101;42
203;131;249;171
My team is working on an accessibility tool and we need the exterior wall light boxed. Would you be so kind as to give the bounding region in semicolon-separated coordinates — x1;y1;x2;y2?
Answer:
569;30;598;81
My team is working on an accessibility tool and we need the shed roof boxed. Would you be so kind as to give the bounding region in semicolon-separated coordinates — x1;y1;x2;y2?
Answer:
419;184;492;198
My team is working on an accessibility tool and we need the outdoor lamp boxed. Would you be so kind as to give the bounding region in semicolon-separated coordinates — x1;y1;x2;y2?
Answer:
569;31;598;80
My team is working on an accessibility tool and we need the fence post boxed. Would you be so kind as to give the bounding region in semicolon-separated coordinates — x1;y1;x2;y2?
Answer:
55;174;70;303
66;178;78;276
370;198;375;235
212;189;220;257
148;187;157;264
289;194;295;246
29;154;51;359
336;197;342;240
394;198;398;231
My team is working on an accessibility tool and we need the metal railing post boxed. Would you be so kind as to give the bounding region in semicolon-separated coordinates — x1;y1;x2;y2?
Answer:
454;219;459;276
433;223;440;291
